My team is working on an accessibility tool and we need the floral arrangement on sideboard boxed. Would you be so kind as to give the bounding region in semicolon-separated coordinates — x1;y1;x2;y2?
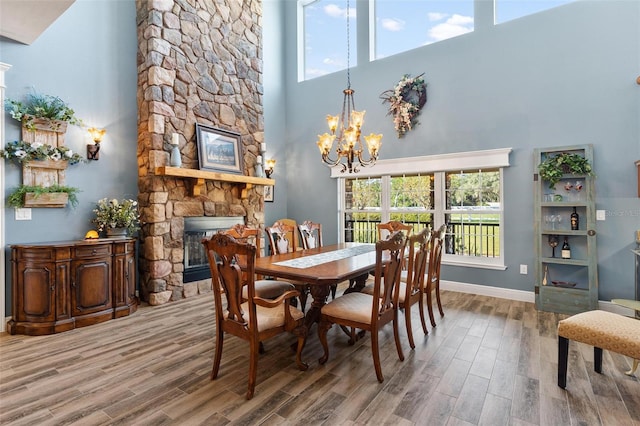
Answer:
92;198;141;235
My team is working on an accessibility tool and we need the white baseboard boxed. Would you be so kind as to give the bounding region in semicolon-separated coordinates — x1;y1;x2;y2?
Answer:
440;280;636;316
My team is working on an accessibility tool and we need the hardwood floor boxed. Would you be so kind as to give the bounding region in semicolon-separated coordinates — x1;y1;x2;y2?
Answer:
1;288;638;425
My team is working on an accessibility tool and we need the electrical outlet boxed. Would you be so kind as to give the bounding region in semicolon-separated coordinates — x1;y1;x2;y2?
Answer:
596;210;606;221
15;208;32;221
519;264;527;275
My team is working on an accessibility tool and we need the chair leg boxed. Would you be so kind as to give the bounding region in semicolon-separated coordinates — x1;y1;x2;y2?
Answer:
404;305;416;350
371;329;384;383
247;338;259;400
330;284;337;300
594;347;603;374
318;319;331;365
211;327;224;380
418;293;428;335
558;336;569;389
435;280;444;317
626;359;639;376
393;310;405;362
293;325;309;371
426;287;437;328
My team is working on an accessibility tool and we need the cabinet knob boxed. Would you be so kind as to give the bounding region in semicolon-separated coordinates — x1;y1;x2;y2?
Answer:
587;229;596;236
92;249;98;255
50;286;55;292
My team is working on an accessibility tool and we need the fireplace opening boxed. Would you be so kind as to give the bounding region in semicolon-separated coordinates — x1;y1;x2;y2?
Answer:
183;216;244;282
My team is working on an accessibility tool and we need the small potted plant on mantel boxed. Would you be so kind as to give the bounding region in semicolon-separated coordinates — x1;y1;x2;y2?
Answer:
538;152;594;189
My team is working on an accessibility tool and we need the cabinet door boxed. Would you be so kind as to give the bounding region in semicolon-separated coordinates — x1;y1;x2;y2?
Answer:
70;258;112;317
113;240;137;317
14;261;56;323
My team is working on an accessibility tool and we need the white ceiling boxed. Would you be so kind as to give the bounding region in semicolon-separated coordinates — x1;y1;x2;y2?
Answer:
0;0;75;45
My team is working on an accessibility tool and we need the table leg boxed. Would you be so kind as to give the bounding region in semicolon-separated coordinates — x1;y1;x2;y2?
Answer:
305;284;331;330
343;272;371;295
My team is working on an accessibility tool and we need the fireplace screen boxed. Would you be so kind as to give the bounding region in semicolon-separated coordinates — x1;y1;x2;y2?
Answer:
183;216;244;282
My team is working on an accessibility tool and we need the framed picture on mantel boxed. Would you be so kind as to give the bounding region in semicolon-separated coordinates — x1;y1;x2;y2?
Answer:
196;124;244;175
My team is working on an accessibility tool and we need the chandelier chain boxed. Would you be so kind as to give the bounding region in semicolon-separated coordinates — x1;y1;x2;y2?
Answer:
346;0;350;89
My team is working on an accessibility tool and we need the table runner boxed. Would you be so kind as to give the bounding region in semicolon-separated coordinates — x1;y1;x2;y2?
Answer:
273;244;375;269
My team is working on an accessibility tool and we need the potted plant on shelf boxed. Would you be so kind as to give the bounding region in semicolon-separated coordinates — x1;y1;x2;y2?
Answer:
7;184;81;208
538;152;594;189
92;198;140;237
5;91;84;132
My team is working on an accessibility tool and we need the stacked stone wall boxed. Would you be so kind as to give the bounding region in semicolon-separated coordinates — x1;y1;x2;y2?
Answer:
136;0;264;304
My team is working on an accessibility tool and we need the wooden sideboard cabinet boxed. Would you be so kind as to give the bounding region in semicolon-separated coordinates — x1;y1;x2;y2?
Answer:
8;238;137;335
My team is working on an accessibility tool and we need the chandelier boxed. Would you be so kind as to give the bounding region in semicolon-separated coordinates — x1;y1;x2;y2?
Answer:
316;0;382;174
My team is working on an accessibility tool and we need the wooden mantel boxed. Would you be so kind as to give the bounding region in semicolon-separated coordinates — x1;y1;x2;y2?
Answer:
155;166;274;197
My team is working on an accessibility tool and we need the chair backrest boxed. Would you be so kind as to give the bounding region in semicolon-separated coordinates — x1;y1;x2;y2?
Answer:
370;230;407;321
275;218;299;249
377;221;413;241
265;221;298;255
222;224;263;279
203;233;258;330
404;228;432;296
298;221;323;249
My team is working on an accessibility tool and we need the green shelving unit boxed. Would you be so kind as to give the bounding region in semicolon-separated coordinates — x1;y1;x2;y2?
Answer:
534;144;598;314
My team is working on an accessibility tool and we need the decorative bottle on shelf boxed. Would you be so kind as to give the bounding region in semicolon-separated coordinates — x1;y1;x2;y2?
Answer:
570;207;579;230
561;237;571;259
170;133;182;167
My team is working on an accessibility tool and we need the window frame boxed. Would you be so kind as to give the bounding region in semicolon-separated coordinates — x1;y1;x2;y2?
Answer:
336;148;511;270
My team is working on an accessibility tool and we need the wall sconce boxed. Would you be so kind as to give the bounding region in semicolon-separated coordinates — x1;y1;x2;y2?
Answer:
87;127;106;160
264;158;276;178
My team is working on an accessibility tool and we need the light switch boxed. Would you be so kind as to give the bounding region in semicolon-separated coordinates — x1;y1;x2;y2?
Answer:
519;264;527;274
15;208;32;221
596;210;606;221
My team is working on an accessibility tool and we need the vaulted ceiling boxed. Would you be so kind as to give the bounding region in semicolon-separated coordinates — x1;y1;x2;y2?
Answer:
0;0;75;45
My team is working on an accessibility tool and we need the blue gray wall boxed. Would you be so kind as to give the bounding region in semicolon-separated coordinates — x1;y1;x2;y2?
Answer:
1;0;138;313
275;0;640;300
1;0;639;315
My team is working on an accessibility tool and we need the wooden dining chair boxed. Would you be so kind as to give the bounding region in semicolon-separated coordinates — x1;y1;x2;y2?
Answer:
202;233;307;400
318;230;407;383
298;220;323;250
265;221;310;311
397;227;432;349
362;228;432;349
377;220;413;241
298;220;337;300
425;224;446;327
222;224;295;301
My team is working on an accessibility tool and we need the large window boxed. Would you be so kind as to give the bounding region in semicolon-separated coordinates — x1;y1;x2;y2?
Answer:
370;0;474;60
298;0;357;81
338;149;511;269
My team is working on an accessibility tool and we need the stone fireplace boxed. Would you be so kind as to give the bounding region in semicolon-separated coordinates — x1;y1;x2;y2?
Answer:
135;0;265;305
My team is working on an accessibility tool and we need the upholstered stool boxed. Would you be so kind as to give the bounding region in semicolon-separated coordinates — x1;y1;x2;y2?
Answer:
557;310;640;388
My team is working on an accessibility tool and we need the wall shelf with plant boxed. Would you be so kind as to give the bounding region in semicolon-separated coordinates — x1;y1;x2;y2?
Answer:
3;91;86;208
7;184;81;209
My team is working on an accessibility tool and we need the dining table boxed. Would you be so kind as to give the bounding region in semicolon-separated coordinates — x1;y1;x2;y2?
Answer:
252;242;379;332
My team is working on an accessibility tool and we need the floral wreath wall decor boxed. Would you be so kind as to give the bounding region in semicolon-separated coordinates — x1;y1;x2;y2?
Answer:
380;73;427;138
